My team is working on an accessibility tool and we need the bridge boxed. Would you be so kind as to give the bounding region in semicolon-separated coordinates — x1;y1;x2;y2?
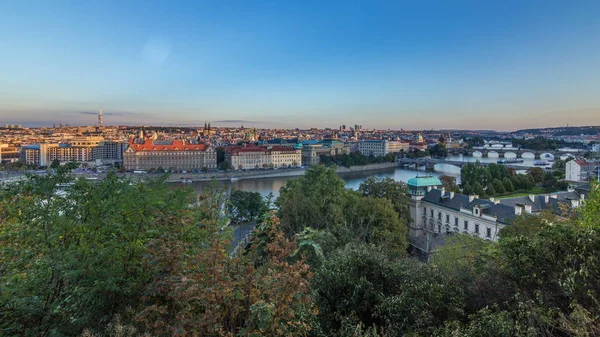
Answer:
447;148;581;160
398;158;537;170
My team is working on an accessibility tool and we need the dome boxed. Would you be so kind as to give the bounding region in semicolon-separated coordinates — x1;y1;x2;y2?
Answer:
407;175;442;187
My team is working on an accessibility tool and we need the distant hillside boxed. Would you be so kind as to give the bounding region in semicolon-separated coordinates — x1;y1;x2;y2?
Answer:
515;126;600;136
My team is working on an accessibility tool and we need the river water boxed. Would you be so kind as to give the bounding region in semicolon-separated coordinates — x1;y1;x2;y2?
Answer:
184;154;534;197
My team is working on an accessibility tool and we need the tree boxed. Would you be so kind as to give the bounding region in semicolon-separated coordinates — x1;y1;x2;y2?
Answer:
276;165;347;236
219;161;233;171
429;143;447;158
503;177;514;192
528;167;545;184
473;182;484;197
439;175;459;192
313;244;464;336
228;190;267;222
0;171;202;335
50;159;61;169
492;178;506;194
358;177;412;224
486;183;496;196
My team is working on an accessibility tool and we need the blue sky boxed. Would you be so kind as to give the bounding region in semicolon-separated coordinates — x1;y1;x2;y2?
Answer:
0;0;599;130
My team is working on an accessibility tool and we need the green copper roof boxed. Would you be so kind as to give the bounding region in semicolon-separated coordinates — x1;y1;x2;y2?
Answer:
407;175;442;187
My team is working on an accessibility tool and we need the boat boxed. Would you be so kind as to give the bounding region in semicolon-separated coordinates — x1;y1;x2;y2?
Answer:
229;177;240;182
497;158;524;164
181;178;193;184
534;161;549;166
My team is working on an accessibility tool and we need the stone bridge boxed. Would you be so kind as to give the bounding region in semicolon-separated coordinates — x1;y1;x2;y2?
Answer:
398;158;537;170
448;148;580;160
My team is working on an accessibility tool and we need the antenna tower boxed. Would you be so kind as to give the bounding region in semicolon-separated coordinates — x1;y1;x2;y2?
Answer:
98;107;103;127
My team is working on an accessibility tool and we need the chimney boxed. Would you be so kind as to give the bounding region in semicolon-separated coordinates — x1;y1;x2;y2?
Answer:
544;195;550;203
528;194;535;202
514;205;522;215
441;187;445;195
581;194;585;201
427;186;432;192
524;204;532;214
469;195;475;202
449;191;455;199
489;197;495;203
494;199;500;204
551;194;558;199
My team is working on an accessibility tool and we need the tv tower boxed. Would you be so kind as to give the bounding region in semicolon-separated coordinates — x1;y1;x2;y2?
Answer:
98;107;103;127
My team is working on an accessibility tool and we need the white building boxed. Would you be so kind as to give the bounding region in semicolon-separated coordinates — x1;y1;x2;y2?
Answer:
566;159;595;182
226;145;301;170
358;140;408;157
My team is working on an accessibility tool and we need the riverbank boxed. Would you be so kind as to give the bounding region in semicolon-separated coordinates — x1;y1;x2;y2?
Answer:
154;162;400;183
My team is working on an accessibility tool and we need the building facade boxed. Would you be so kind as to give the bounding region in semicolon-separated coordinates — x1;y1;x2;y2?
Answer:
124;138;216;171
566;159;595;182
93;141;128;161
358;140;408;157
226;145;301;170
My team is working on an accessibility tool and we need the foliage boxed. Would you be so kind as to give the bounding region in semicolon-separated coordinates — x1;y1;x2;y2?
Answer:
227;189;267;223
358;177;411;224
528;167;545;184
439;175;459;192
512;137;562;150
429;143;447;158
314;244;464;336
0;171;201;336
320;152;396;168
137;212;315;337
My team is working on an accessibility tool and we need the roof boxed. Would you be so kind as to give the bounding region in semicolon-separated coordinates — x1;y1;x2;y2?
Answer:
226;145;299;155
422;189;517;224
128;138;208;152
407;175;442;187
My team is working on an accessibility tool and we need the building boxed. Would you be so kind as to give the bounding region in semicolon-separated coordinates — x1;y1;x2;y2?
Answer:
225;145;301;170
407;175;588;245
358;139;408;157
19;143;56;166
0;144;7;161
47;144;95;163
301;140;350;166
592;143;600;153
123;138;216;171
566;159;596;182
93;141;128;162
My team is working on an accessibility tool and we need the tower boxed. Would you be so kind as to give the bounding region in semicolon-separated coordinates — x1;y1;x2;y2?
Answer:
98;107;103;127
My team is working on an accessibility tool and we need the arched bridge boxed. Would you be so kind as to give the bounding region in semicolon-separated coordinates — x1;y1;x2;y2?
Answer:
398;158;536;170
448;148;580;160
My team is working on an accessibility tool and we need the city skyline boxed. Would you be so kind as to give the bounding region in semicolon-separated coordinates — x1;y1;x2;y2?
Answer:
1;1;599;130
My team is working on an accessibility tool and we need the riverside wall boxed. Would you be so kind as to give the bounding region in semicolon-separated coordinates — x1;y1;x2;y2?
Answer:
143;162;399;183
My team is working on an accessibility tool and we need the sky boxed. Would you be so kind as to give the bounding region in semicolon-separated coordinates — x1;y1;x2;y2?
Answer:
0;0;599;131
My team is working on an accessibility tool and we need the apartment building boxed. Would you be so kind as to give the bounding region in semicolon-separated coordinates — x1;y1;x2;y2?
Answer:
123;138;216;171
225;145;301;170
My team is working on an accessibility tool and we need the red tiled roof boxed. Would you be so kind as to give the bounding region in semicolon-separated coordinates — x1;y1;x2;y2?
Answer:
574;159;592;166
128;138;208;152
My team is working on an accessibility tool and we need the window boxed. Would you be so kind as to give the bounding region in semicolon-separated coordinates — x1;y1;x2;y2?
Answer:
455;217;459;226
446;214;450;223
423;207;427;215
430;209;434;217
486;227;492;238
464;220;468;230
438;212;442;220
438;224;441;233
475;224;480;234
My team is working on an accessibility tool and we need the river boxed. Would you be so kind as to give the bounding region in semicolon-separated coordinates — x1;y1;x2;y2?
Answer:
183;156;473;197
182;154;551;197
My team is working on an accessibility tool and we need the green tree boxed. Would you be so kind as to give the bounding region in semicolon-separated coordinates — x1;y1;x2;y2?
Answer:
473;182;484;197
0;171;202;336
276;165;347;236
503;177;514;192
492;178;506;194
486;183;496;196
358;177;412;223
50;159;61;169
227;190;267;223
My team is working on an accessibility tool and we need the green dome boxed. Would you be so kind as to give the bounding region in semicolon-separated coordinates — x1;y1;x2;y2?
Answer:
407;175;442;187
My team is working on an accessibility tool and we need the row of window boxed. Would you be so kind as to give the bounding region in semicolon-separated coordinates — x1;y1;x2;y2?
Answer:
423;207;493;238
